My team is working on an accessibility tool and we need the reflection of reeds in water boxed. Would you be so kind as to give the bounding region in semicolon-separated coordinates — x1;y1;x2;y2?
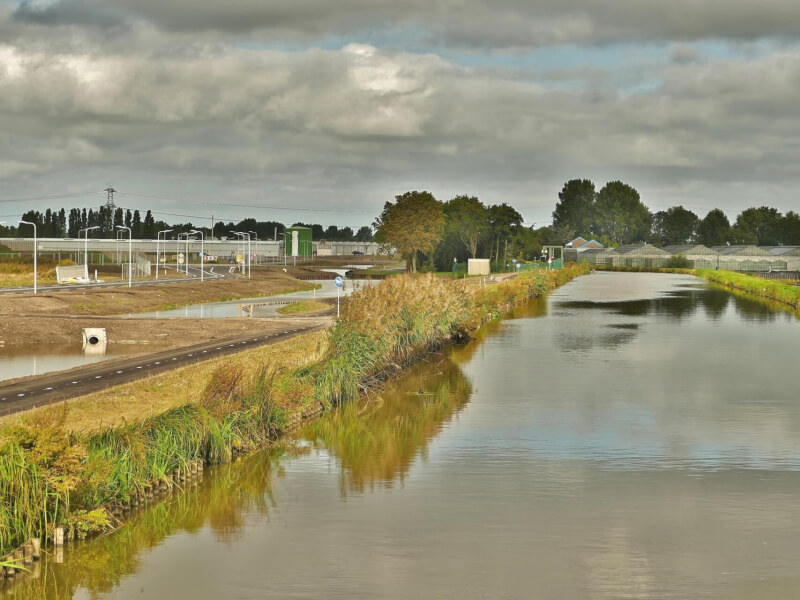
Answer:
304;357;473;495
1;447;289;600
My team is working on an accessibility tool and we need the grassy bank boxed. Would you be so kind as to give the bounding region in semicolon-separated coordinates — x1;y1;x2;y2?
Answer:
596;265;800;312
696;269;800;311
0;263;588;556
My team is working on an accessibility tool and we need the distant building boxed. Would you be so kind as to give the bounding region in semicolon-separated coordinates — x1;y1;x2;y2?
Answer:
663;245;720;269
565;236;588;248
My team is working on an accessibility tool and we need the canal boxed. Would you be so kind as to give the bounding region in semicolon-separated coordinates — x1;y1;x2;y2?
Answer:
8;272;800;599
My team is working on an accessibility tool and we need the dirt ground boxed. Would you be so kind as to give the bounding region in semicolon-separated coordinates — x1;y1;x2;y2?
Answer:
0;268;327;347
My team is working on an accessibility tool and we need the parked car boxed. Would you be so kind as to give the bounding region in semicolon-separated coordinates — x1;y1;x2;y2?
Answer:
352;250;364;255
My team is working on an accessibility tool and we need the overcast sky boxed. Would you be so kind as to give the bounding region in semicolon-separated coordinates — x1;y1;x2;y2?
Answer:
1;0;799;230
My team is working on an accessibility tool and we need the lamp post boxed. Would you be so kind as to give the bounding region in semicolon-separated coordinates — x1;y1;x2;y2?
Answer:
277;232;286;265
18;220;37;294
80;225;100;280
176;232;191;276
115;228;125;264
249;231;258;266
156;229;173;280
233;232;251;278
190;230;204;282
116;226;132;287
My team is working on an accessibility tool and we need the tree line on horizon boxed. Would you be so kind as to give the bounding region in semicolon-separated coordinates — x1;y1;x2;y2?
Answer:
0;205;373;243
374;183;800;272
553;178;800;248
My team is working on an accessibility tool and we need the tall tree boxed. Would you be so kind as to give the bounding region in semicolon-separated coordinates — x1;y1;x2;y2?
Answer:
143;210;156;238
374;191;444;272
651;205;700;246
446;195;488;258
731;206;783;246
487;203;523;263
553;179;596;238
697;208;731;247
68;208;81;238
594;181;652;244
355;226;373;242
132;210;142;238
782;211;800;245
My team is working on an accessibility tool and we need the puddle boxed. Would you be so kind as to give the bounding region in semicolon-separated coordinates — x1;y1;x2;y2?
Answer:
0;345;142;383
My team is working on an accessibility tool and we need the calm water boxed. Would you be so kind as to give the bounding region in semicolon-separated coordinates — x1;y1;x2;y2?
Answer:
0;345;142;382
8;272;800;599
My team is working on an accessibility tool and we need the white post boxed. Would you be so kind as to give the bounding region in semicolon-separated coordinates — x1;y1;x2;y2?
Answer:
156;229;172;280
19;220;37;293
191;230;204;283
116;226;132;287
337;285;340;318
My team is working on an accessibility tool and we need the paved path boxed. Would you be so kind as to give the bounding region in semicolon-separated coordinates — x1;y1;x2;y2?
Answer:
0;320;328;416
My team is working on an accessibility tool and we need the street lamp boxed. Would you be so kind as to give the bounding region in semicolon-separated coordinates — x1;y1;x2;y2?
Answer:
190;230;204;283
116;226;132;287
18;220;37;294
177;232;191;276
79;226;99;281
156;229;173;280
249;231;258;266
278;232;286;265
233;231;251;278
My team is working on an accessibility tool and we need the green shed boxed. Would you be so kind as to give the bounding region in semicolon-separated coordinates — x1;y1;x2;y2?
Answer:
285;226;313;257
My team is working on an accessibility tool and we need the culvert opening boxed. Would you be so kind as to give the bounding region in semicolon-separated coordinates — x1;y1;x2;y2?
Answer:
88;336;100;345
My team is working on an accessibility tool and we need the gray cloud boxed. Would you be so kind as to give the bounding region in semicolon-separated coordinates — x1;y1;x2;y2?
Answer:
10;0;800;46
2;1;800;226
1;38;799;224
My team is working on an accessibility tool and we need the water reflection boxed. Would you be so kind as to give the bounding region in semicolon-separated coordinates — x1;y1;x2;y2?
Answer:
301;356;473;495
1;449;288;600
0;345;141;383
8;272;800;599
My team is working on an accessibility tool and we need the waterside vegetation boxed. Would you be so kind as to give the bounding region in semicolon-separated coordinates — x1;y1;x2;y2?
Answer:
696;269;800;311
0;263;589;557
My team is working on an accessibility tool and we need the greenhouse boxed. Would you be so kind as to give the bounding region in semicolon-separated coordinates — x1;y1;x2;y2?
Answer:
711;245;787;271
663;245;720;269
611;243;671;268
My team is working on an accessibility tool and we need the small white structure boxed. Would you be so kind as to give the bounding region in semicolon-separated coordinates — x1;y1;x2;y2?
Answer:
56;264;88;283
82;328;107;355
468;258;491;275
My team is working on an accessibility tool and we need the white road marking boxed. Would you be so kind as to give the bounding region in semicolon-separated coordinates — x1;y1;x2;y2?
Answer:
17;393;25;397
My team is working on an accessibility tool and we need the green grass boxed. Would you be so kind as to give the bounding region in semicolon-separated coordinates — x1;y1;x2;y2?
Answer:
276;299;330;315
696;269;800;311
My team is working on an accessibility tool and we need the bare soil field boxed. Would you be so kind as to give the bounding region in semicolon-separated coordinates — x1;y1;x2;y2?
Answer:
0;269;319;347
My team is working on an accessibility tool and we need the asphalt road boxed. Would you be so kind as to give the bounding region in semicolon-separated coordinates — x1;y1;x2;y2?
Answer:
0;321;327;416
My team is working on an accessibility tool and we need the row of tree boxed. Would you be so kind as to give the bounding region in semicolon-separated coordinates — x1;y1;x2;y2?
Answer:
553;179;800;247
0;207;374;243
374;191;554;271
